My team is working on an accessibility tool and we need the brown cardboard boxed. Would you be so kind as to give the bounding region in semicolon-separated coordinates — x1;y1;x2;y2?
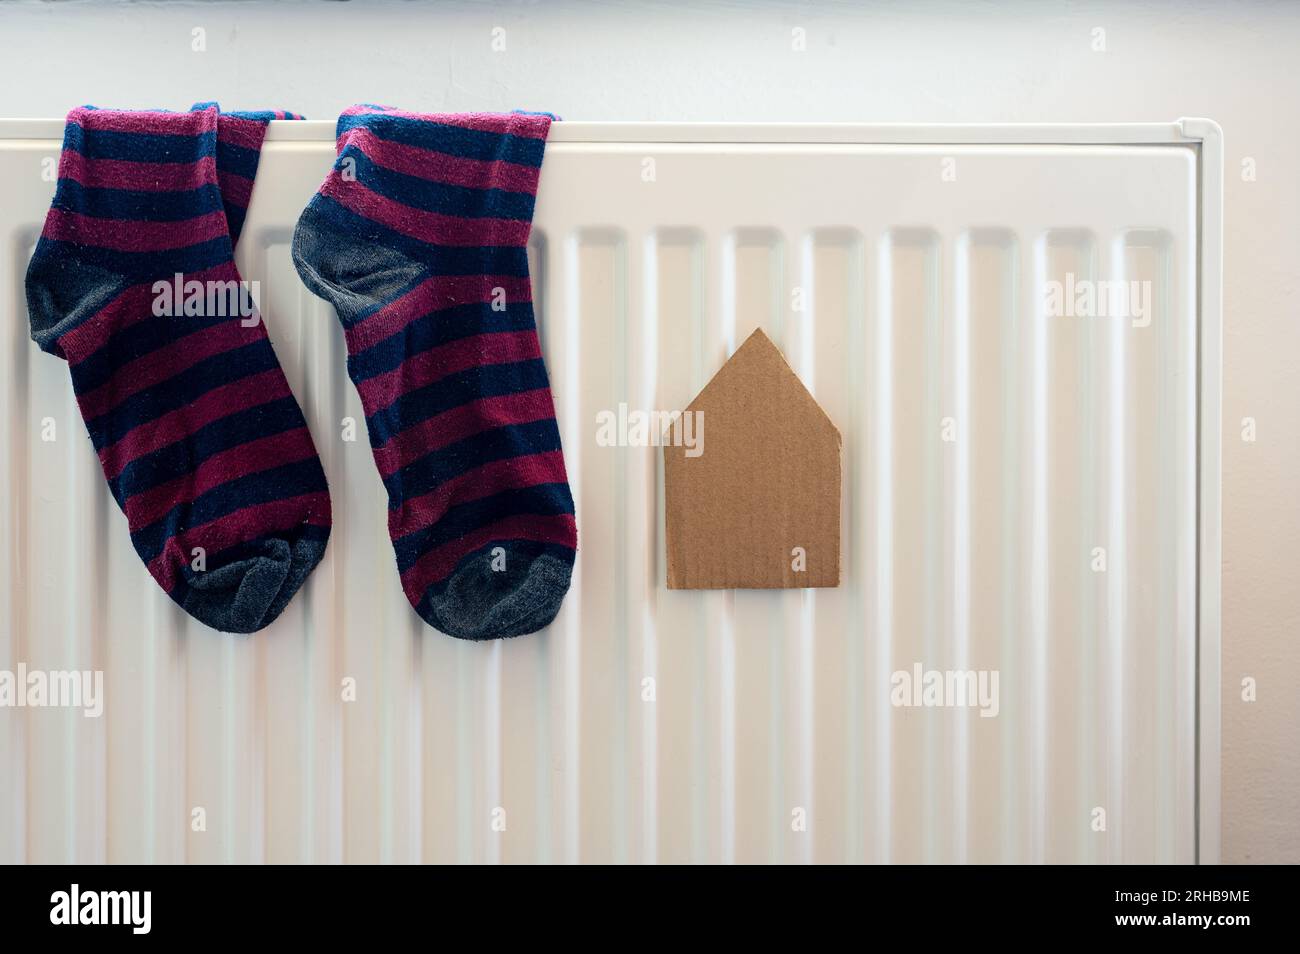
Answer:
664;328;841;589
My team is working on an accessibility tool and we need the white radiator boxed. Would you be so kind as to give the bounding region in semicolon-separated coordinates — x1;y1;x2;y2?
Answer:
0;119;1222;864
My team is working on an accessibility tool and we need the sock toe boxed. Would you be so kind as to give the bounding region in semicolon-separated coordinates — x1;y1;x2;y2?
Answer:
420;544;574;640
178;533;329;634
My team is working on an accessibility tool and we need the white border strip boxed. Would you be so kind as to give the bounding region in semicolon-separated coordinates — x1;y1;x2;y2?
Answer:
1182;117;1223;866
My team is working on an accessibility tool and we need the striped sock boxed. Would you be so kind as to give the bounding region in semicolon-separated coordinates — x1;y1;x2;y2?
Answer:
25;103;331;635
292;105;575;640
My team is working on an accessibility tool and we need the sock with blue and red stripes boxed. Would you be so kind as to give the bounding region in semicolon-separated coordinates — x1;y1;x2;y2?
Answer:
292;105;575;640
25;103;331;634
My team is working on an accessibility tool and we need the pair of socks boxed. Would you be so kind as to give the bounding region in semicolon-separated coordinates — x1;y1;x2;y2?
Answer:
25;103;576;638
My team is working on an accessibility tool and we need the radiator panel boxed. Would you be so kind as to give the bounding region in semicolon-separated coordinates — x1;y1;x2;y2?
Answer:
0;125;1204;863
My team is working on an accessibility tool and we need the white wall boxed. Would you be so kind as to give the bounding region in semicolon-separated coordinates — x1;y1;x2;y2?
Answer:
2;0;1295;865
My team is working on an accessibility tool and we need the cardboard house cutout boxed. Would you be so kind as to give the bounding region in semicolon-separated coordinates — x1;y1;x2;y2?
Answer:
664;328;841;589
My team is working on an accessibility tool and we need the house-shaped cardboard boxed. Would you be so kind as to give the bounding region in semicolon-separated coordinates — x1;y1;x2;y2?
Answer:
664;328;841;589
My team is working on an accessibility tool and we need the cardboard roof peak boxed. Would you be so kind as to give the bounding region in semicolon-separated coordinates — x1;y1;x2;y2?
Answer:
683;328;836;434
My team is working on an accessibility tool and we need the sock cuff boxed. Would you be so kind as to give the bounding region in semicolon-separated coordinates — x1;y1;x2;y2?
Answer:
26;102;305;354
27;105;227;355
292;105;556;330
205;104;306;245
62;103;220;176
332;105;552;199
